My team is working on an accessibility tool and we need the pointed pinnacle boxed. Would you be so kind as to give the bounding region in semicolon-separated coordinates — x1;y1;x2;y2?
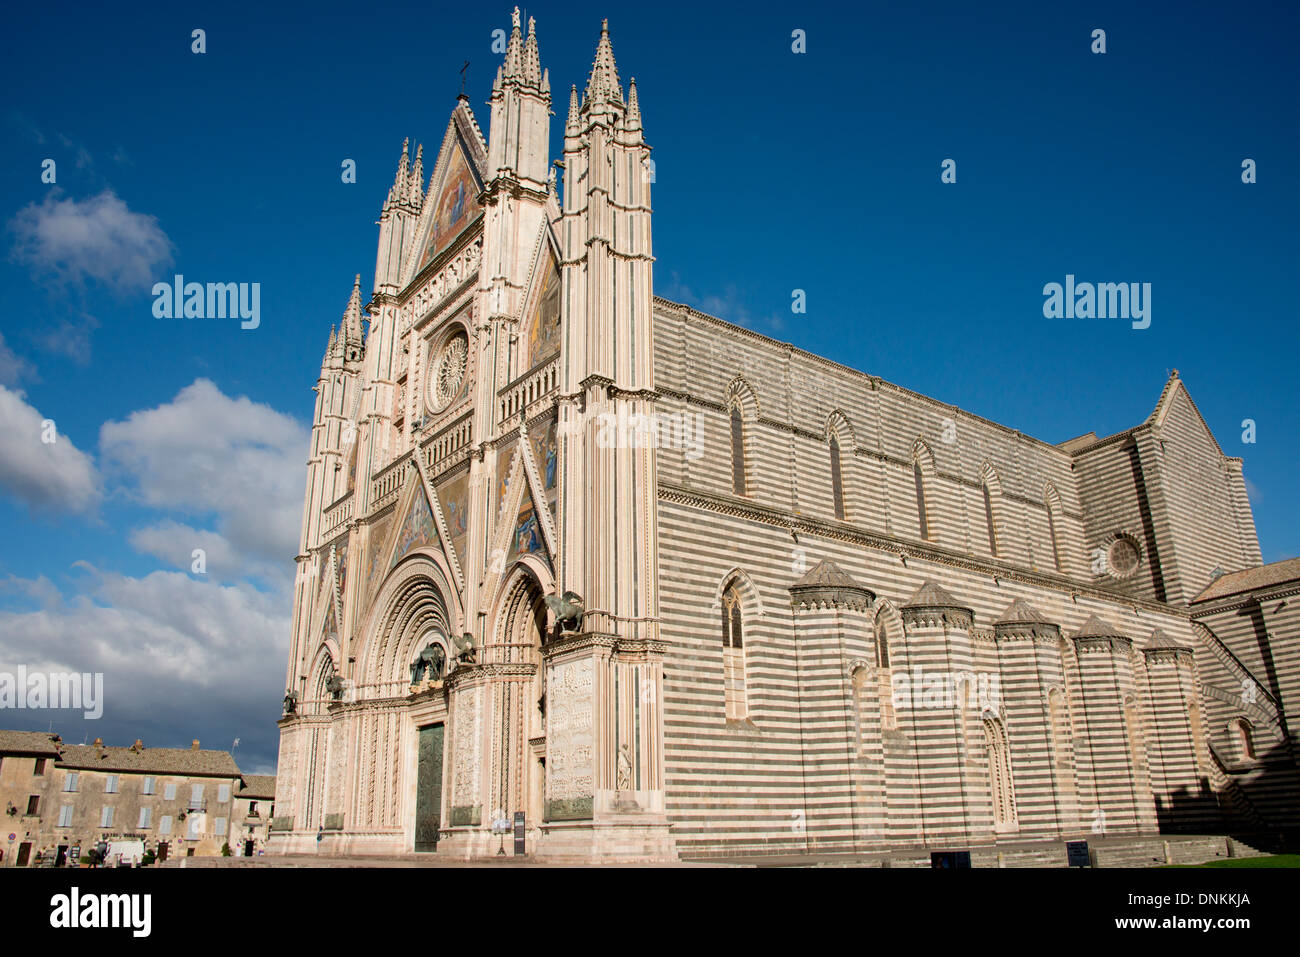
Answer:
627;76;642;129
408;143;424;204
583;17;623;108
504;6;524;78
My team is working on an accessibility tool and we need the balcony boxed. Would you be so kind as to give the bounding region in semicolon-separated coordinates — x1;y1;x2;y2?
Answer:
499;358;559;422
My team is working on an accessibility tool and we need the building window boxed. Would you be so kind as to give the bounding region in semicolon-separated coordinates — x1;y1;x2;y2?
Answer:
249;801;260;817
26;795;39;816
63;772;79;793
729;405;747;496
214;817;228;836
190;784;204;809
138;807;152;829
100;806;114;828
1234;719;1255;760
829;435;846;520
217;784;231;804
1046;502;1063;571
913;459;929;540
164;782;177;801
187;815;202;840
105;774;119;794
983;715;1016;828
1123;695;1148;778
159;815;173;836
58;805;73;828
877;624;896;731
34;758;46;775
721;583;747;720
982;481;998;556
142;776;156;796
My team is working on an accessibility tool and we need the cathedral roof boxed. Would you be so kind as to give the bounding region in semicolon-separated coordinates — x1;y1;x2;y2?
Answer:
903;581;966;609
995;598;1050;625
1073;614;1127;639
1144;628;1188;651
1191;557;1300;604
791;559;863;590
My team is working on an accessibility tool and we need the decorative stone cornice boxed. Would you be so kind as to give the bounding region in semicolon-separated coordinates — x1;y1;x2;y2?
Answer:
656;481;1185;618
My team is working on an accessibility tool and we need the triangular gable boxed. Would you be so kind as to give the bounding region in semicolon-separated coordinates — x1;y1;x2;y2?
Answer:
1147;374;1228;457
403;106;488;286
520;228;562;372
523;409;559;535
388;471;440;570
507;482;551;566
434;466;471;571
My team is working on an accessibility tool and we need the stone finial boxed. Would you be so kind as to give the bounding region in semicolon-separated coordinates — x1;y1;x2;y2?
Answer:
408;143;424;205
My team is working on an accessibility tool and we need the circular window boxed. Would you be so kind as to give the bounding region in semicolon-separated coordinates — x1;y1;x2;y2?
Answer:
427;330;469;413
1108;537;1141;578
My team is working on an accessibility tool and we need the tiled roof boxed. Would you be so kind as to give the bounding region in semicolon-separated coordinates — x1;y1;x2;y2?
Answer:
0;730;62;757
1144;628;1188;651
1073;614;1127;639
239;774;277;800
904;581;965;608
791;560;863;589
996;598;1049;624
56;744;240;778
1191;558;1300;604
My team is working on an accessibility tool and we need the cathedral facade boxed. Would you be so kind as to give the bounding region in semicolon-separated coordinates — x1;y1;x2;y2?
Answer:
269;11;1298;861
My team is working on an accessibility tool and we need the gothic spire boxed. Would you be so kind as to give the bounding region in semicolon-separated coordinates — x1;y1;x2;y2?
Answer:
523;15;542;87
627;77;642;130
387;138;411;207
408;143;424;205
503;6;524;79
342;274;364;346
566;84;580;135
582;18;623;109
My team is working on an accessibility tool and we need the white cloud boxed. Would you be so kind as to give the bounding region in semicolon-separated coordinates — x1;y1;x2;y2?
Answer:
0;331;34;387
0;384;100;513
101;379;309;574
8;188;173;292
0;566;288;771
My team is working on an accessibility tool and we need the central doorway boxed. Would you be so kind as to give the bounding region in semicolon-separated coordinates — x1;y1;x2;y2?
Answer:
414;723;444;852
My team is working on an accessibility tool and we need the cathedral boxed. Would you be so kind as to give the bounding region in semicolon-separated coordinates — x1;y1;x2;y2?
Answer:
270;10;1299;862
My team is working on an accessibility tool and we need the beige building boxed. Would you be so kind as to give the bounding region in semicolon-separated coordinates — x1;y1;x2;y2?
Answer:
270;9;1299;862
0;730;274;865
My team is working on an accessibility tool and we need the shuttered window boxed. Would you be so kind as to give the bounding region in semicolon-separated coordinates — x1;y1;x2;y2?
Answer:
100;806;114;827
159;815;173;835
138;807;152;828
58;805;73;827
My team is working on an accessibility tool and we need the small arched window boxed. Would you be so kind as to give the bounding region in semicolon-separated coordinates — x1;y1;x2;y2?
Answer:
721;583;747;720
913;459;929;540
729;405;747;496
982;481;999;557
1046;499;1063;572
876;623;896;731
983;715;1017;828
830;435;846;520
1233;718;1255;760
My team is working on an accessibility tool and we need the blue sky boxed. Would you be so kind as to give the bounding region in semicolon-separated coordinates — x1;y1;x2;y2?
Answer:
1;0;1296;772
